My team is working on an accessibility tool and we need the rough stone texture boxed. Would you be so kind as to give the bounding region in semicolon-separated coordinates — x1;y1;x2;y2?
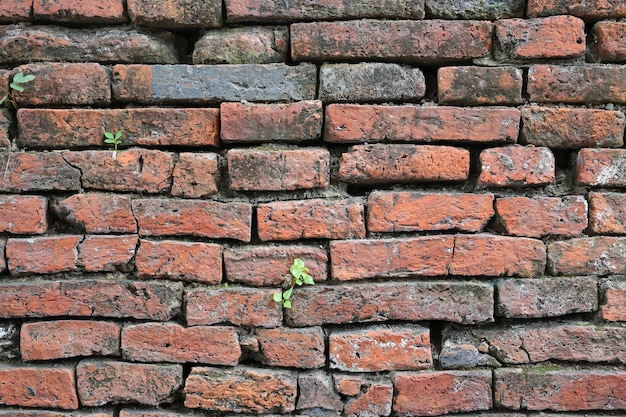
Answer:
577;148;626;187
0;152;81;192
296;371;343;411
0;195;48;234
0;367;79;409
527;0;626;18
77;235;138;272
0;323;19;360
548;237;626;275
0;412;113;417
589;192;626;234
193;26;288;64
426;0;524;19
184;366;297;413
54;194;137;234
592;21;626;62
438;66;523;105
478;146;555;187
0;0;31;22
319;63;426;103
33;0;126;23
0;109;10;149
6;236;80;276
335;375;393;417
171;153;219;198
601;278;626;321
255;327;326;369
128;0;222;28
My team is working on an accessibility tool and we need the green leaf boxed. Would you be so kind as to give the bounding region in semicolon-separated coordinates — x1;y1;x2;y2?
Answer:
104;132;114;140
283;286;293;300
10;83;24;92
20;74;35;83
303;273;314;285
272;292;282;303
12;72;28;83
294;276;303;286
114;131;122;140
104;138;116;144
283;299;291;309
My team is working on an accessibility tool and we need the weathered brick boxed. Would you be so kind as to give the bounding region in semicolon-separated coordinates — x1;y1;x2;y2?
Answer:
0;0;31;22
329;324;431;372
339;144;470;184
186;286;282;327
319;63;425;103
171;153;219;198
12;63;110;106
0;366;78;409
18;108;219;149
592;21;626;63
63;149;174;194
0;323;18;360
193;26;288;64
119;411;182;417
521;107;625;148
497;277;598;318
54;194;136;234
495;16;585;61
112;64;316;103
589;192;626;234
132;199;252;242
495;368;626;411
228;148;329;191
426;0;524;19
0;280;182;320
224;245;328;286
297;371;343;411
527;0;626;18
438;66;523;105
0;412;113;417
0;241;6;272
478;146;555;187
334;375;393;417
226;0;425;22
0;109;10;149
368;191;494;233
257;198;365;241
495;196;587;238
77;235;138;272
291;20;492;63
394;371;492;415
221;100;322;143
136;240;222;284
528;65;626;103
0;152;81;192
33;0;126;23
285;282;494;326
255;327;325;368
548;237;626;275
325;104;520;143
601;278;626;321
577;148;626;187
77;360;182;406
128;0;221;28
122;322;239;364
0;195;47;234
20;320;121;361
6;236;80;276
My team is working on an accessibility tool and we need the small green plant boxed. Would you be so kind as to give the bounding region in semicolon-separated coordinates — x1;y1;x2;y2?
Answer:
104;130;122;160
273;258;315;309
0;72;35;108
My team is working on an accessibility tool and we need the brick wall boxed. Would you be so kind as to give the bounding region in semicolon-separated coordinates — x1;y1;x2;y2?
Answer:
1;0;625;416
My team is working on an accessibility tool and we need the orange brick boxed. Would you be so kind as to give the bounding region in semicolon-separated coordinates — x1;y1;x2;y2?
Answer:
54;194;137;234
6;236;80;276
478;146;555;187
577;148;626;187
0;152;80;192
601;278;626;321
0;366;78;409
128;0;222;28
0;195;47;234
593;21;626;62
548;237;626;275
589;192;626;234
0;0;31;22
77;235;138;272
527;0;626;18
335;375;393;417
255;327;325;368
33;0;126;23
171;153;219;198
0;109;10;149
438;66;523;105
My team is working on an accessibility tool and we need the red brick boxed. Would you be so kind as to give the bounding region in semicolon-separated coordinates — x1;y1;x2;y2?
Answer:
521;107;625;148
184;366;297;413
528;65;626;104
296;371;343;411
54;194;136;234
589;192;626;234
368;191;494;233
255;327;325;368
63;149;174;194
122;322;240;364
478;146;555;187
111;65;153;102
257;198;365;241
548;237;626;275
186;286;282;327
0;195;47;234
497;276;598;318
577;148;626;187
193;26;288;64
77;235;138;272
0;109;10;148
601;278;626;321
0;240;5;273
224;245;328;286
77;360;182;406
325;104;520;143
0;152;81;192
495;16;585;61
128;0;222;28
451;235;546;277
228;148;329;191
329;325;431;372
0;411;113;417
119;411;183;417
18;108;219;149
0;0;31;22
285;281;494;326
527;0;626;18
132;199;252;242
221;100;322;143
426;0;525;19
495;368;626;411
0;366;78;409
136;240;222;284
291;20;492;63
20;320;121;361
33;0;126;23
6;236;80;276
0;280;182;320
171;153;219;198
334;375;393;417
12;63;110;106
495;196;587;238
593;21;626;62
394;371;492;415
339;144;470;184
438;66;523;105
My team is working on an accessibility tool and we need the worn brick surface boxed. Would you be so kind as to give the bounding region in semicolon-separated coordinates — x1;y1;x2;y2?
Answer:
297;371;343;411
548;237;626;275
438;66;523;105
6;236;80;276
193;26;288;64
335;375;393;417
601;278;626;321
54;194;136;234
478;146;555;187
0;195;47;234
0;109;10;148
426;0;524;19
33;0;126;23
291;20;492;63
589;192;626;234
0;0;31;22
255;327;325;368
0;323;18;360
0;152;81;192
325;104;520;143
128;0;222;28
527;0;626;18
0;367;78;409
577;148;626;187
20;320;121;361
0;412;113;417
592;21;626;62
77;235;138;272
171;153;219;198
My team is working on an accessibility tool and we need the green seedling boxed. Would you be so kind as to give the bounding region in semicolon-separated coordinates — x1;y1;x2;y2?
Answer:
273;258;315;309
104;130;123;160
0;72;36;108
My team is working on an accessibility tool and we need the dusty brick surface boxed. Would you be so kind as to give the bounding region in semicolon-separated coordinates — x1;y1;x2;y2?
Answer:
297;371;343;411
54;194;136;234
335;375;393;417
548;237;626;275
0;109;10;149
589;192;626;234
527;0;626;18
0;0;31;22
426;0;524;19
438;66;523;105
77;235;137;272
601;278;626;321
0;367;78;409
0;195;47;234
33;0;126;23
128;0;222;28
577;148;626;187
171;153;219;198
478;146;555;187
592;21;626;62
0;152;81;192
6;236;80;276
255;327;325;368
193;26;288;64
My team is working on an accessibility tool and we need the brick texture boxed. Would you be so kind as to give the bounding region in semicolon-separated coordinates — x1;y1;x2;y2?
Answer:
255;327;325;368
0;195;47;234
0;367;78;409
577;148;626;187
601;278;626;321
478;146;555;187
33;0;126;23
438;66;523;105
548;237;626;275
527;0;626;19
127;0;222;28
193;26;288;64
592;21;626;62
54;194;137;233
589;192;626;234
